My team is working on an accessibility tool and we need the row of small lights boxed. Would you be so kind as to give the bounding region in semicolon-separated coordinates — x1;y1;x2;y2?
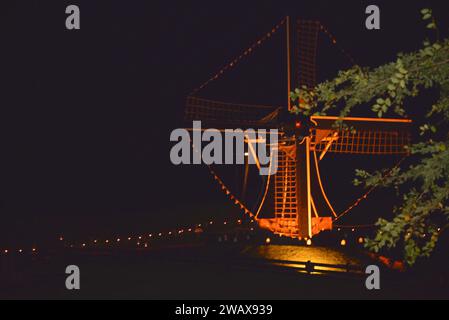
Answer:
64;222;370;251
189;18;356;96
4;225;439;256
264;235;365;247
209;167;256;219
1;247;37;255
61;218;257;250
334;157;408;222
1;216;256;256
189;17;287;96
319;23;357;66
266;225;443;248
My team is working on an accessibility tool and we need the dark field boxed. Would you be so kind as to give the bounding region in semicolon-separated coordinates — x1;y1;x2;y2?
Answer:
1;244;448;300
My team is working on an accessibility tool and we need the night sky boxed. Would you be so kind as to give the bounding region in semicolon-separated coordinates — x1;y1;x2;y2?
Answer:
1;0;448;245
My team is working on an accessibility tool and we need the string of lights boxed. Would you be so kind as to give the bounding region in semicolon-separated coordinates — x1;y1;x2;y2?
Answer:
208;166;256;219
189;17;287;96
60;219;369;251
319;23;357;66
57;216;257;250
0;219;373;255
1;247;37;256
333;155;408;222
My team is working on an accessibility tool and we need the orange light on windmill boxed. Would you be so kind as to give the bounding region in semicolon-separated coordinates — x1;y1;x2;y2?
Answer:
340;239;347;247
358;237;364;244
295;121;302;128
265;237;271;245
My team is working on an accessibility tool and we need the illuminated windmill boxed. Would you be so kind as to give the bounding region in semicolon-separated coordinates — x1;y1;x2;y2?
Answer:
185;17;412;239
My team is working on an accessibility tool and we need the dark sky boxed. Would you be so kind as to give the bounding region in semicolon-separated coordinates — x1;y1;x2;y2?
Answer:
1;0;448;244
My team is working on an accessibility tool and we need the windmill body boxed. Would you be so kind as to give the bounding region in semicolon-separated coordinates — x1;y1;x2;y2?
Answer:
184;17;412;239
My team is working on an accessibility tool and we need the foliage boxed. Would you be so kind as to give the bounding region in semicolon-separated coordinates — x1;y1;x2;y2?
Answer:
290;9;449;265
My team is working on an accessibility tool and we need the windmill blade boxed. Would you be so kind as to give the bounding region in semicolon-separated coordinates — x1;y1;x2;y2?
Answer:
185;96;281;129
310;116;412;156
295;19;320;90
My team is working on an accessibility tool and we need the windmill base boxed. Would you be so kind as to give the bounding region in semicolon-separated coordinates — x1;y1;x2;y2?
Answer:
258;217;333;239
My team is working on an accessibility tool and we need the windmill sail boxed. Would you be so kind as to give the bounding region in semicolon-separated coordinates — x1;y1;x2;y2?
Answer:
311;116;412;156
185;96;279;128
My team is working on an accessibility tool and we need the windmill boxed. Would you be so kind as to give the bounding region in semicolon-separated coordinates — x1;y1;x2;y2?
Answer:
184;17;412;239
